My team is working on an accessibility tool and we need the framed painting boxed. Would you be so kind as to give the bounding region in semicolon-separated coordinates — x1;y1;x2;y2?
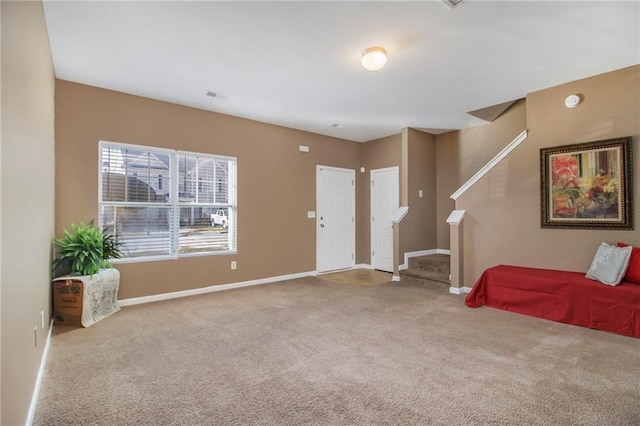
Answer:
540;136;633;230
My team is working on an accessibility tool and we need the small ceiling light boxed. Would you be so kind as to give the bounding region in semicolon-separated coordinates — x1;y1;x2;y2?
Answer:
361;47;387;71
564;94;582;108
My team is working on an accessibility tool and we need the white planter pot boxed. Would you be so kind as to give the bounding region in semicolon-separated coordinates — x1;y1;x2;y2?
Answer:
53;268;120;327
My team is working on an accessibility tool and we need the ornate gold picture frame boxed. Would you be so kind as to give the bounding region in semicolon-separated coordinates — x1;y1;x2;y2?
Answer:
540;136;633;230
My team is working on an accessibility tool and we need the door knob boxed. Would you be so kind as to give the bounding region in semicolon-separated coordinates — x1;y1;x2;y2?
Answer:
320;224;325;228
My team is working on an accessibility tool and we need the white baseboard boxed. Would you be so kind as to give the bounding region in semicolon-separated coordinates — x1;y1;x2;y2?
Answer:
449;286;472;295
118;270;318;307
355;263;373;269
27;319;54;426
399;249;451;270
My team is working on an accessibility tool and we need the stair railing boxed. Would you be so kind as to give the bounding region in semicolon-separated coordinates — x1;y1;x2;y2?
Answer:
450;130;528;201
447;129;528;294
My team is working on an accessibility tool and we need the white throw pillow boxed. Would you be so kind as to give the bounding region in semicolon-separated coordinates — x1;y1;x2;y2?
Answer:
586;242;633;286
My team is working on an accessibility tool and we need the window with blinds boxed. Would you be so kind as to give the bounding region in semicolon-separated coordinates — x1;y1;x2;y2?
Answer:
99;141;237;261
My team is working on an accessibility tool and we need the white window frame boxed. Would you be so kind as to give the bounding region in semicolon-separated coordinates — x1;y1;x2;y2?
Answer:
98;140;237;263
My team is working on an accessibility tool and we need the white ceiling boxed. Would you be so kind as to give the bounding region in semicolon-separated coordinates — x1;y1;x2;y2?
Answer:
42;1;640;142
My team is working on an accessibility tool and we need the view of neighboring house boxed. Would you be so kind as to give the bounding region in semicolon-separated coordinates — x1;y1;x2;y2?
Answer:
101;146;230;208
100;145;234;257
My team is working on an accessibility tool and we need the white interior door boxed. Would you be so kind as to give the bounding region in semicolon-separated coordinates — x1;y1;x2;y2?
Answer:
371;167;399;272
317;166;355;273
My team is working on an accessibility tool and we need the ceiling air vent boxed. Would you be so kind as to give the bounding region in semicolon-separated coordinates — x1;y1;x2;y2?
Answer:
441;0;466;9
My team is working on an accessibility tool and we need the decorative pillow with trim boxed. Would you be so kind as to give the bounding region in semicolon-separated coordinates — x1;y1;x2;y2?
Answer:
617;242;640;285
585;242;632;286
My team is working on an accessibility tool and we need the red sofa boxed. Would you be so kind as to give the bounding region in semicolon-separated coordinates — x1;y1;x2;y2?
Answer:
465;265;640;338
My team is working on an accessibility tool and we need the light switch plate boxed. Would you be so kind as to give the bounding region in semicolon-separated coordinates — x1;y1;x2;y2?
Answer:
307;211;316;218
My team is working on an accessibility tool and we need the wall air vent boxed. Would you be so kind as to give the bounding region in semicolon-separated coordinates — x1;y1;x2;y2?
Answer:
441;0;466;9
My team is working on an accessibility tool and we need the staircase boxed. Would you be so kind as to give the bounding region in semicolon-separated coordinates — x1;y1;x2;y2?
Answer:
399;254;451;288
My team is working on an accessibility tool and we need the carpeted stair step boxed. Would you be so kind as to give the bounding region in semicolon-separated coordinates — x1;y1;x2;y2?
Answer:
399;268;451;287
401;254;451;287
408;253;450;275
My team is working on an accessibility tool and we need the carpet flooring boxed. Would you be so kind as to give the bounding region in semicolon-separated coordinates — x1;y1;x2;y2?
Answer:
34;276;640;425
318;269;392;286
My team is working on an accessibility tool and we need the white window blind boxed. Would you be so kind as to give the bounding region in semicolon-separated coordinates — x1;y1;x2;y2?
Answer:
99;141;237;261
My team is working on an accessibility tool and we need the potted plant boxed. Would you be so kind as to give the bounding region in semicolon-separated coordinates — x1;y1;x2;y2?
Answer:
51;221;123;327
52;221;122;277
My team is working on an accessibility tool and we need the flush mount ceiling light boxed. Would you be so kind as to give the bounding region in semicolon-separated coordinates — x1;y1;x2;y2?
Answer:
564;94;582;108
361;47;387;71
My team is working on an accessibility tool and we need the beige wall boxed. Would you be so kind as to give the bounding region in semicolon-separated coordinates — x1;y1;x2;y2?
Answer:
400;128;437;256
457;65;639;287
361;134;402;171
435;131;459;249
436;99;527;249
1;2;56;424
457;100;527;183
55;81;443;296
55;81;365;299
359;134;402;263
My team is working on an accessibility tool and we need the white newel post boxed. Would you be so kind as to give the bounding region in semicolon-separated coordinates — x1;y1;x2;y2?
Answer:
446;210;466;294
391;206;409;281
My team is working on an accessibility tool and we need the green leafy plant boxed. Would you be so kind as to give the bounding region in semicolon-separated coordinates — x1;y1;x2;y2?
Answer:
52;221;123;277
102;227;124;263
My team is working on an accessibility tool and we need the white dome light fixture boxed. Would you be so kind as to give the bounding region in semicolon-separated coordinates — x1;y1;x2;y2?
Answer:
564;94;582;108
361;47;387;71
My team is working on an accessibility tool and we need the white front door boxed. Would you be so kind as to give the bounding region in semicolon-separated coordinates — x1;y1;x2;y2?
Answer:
317;166;355;273
371;167;399;272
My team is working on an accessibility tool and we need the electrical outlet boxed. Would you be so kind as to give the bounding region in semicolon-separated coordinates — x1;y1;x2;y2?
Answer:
231;261;237;270
40;311;45;330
